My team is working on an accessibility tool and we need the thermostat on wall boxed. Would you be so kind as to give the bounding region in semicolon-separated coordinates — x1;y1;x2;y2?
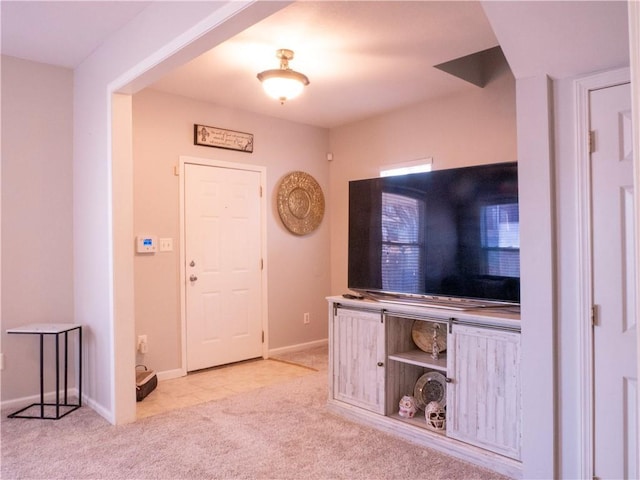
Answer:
136;235;157;253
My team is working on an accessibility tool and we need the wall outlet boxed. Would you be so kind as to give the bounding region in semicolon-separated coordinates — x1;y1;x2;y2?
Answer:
303;313;310;324
137;335;148;354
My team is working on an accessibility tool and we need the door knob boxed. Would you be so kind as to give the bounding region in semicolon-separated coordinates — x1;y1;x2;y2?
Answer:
189;274;198;282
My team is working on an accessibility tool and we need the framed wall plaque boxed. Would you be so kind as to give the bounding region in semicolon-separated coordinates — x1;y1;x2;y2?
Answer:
194;124;254;153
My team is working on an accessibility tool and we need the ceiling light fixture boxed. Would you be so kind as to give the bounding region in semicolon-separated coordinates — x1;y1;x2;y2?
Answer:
257;49;309;104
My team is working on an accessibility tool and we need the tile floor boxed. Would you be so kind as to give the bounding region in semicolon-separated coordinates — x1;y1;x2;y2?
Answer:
268;345;328;372
136;345;327;420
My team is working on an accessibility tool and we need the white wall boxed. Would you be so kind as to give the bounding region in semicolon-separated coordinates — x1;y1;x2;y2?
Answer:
132;89;330;374
1;56;74;403
328;66;516;296
73;0;287;424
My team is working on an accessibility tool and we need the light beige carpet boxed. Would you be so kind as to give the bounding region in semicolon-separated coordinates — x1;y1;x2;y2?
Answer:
1;362;509;479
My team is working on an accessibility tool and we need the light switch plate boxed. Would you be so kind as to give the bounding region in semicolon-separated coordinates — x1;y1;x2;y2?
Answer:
159;238;173;252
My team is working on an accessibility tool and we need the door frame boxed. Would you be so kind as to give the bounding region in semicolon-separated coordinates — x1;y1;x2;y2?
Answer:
575;67;631;478
178;155;268;376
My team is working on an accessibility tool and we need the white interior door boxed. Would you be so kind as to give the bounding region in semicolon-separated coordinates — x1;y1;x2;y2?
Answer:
184;163;263;371
591;82;637;479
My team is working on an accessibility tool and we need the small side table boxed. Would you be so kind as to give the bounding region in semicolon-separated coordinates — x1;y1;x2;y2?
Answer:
6;323;82;419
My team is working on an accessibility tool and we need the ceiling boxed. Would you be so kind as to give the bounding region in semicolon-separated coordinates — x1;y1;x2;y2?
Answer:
0;1;631;129
147;1;501;128
0;1;151;69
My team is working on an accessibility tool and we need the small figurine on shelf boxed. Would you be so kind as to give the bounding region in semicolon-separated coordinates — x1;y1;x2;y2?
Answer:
398;395;418;418
431;324;440;360
425;401;446;431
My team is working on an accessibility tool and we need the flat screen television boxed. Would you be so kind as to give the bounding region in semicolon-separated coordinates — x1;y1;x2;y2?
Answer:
348;162;519;309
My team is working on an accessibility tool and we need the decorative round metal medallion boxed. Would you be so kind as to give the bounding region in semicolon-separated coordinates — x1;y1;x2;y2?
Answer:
277;171;325;235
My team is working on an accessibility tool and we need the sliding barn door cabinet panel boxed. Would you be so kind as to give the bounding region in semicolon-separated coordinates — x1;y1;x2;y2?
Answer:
332;307;385;414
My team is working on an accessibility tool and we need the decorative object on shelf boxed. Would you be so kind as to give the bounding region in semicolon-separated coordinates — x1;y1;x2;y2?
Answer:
194;124;254;153
257;48;310;104
412;321;447;354
277;171;325;235
413;371;447;410
431;327;440;360
425;401;446;431
398;395;418;418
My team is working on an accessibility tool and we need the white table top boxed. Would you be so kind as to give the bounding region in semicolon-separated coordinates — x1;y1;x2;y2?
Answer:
7;323;81;334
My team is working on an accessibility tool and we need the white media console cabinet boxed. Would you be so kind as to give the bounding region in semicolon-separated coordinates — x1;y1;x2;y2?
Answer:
327;296;522;478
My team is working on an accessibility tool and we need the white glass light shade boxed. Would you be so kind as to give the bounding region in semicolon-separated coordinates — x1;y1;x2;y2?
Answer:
257;69;309;103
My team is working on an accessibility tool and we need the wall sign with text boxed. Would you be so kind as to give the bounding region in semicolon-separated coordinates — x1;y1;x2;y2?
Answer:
194;124;254;153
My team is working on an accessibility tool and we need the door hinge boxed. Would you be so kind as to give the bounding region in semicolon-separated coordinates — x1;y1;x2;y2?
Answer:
259;185;263;197
260;258;264;270
591;304;599;326
589;130;596;154
262;331;265;343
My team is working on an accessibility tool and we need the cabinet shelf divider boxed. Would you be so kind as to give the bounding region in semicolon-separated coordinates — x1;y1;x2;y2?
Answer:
388;349;448;371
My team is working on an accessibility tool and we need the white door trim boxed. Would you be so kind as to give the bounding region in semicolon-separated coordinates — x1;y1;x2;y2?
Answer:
178;156;268;376
575;67;630;479
631;4;640;470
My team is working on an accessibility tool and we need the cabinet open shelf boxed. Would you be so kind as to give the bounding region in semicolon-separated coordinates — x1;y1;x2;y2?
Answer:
388;349;447;372
389;412;446;434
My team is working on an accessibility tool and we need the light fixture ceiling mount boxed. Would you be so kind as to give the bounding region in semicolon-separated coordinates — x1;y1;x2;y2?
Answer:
257;49;310;104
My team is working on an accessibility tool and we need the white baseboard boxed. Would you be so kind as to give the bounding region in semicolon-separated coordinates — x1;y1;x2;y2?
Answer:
156;368;184;381
1;388;80;411
268;338;327;357
82;395;113;423
2;388;113;423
